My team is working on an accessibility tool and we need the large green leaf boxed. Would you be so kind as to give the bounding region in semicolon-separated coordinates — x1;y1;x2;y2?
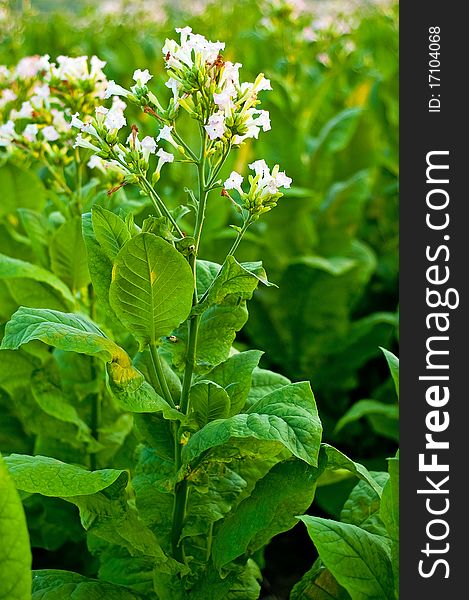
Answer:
0;454;32;600
82;212;120;323
340;472;389;536
109;233;193;349
202;350;263;415
380;453;399;597
213;458;324;570
321;444;383;497
245;367;291;406
189;381;231;427
291;561;351;600
17;208;50;269
381;348;399;399
50;217;90;292
1;307;132;371
335;400;399;441
0;254;74;308
194;256;273;315
299;516;394;600
5;454;127;497
182;382;322;467
0;164;46;216
91;206;131;260
32;570;142;599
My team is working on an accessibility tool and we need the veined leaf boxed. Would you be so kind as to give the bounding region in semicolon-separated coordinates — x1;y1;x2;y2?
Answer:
182;382;322;467
380;453;399;597
340;472;389;536
5;454;127;497
335;400;399;439
189;381;231;427
91;205;131;260
213;458;325;571
109;233;193;349
0;254;74;308
246;367;291;406
50;216;90;292
0;453;32;600
194;256;273;315
0;163;46;216
202;350;263;415
291;561;351;599
1;307;132;369
299;516;394;600
32;570;142;599
82;212;120;323
18;208;50;268
380;348;399;399
321;444;383;497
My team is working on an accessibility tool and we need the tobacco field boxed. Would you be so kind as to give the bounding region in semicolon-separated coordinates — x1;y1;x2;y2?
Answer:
0;1;399;598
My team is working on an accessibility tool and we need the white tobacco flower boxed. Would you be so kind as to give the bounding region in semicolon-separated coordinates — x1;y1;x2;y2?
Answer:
70;112;84;129
141;135;157;162
56;55;89;80
204;112;225;140
82;122;100;139
213;89;236;112
42;126;60;141
0;120;16;146
33;83;50;98
105;80;130;99
0;66;10;79
254;110;271;132
87;155;106;171
90;56;106;78
156;125;178;149
220;61;242;87
12;101;34;119
156;148;174;173
254;74;272;92
111;96;127;112
51;109;70;131
165;77;181;102
74;133;101;152
104;108;126;131
249;159;270;179
23;124;38;142
224;171;244;194
133;69;153;85
0;88;16;107
15;55;49;78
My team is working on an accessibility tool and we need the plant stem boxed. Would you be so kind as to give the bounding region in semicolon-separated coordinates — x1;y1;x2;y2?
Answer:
140;177;185;237
227;218;252;256
170;131;208;563
90;385;102;471
149;343;175;408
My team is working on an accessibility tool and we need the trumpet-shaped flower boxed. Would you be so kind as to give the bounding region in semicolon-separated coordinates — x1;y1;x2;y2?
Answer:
23;124;39;142
156;148;174;173
141;135;157;162
224;171;244;194
73;133;102;152
204;112;226;140
42;126;60;141
105;80;130;99
156;125;178;149
0;120;16;146
133;69;153;85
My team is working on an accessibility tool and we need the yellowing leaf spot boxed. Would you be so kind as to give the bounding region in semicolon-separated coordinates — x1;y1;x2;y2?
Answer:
111;264;117;282
150;271;156;285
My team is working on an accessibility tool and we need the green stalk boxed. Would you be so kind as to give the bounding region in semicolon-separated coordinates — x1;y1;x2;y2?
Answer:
171;130;208;562
140;178;185;237
149;343;175;408
227;218;252;256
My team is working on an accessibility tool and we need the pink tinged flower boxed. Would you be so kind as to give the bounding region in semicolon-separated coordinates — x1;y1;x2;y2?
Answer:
42;126;60;141
0;89;16;107
95;105;109;116
213;89;236;112
23;124;38;142
15;55;48;78
133;69;153;85
33;83;50;98
73;133;101;152
204;112;226;140
224;171;244;194
15;101;34;119
141;136;157;162
104;80;130;99
156;148;174;173
0;120;16;146
104;109;126;131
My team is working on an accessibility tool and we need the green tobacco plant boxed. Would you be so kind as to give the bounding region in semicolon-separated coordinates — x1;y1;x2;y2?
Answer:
0;26;397;600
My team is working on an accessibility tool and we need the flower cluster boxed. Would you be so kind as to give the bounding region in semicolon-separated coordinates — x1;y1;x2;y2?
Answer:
0;54;108;165
224;160;292;219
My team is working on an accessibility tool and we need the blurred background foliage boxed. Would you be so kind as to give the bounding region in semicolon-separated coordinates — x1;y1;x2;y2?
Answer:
0;0;398;595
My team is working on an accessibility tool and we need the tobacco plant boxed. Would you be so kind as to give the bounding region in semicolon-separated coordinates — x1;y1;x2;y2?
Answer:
0;28;398;599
